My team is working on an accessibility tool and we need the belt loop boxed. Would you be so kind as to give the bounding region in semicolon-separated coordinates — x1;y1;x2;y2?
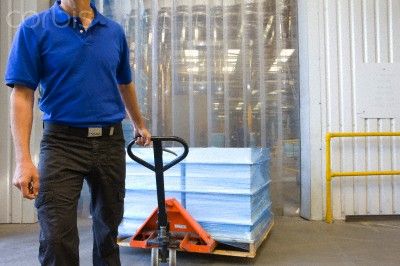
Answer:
109;127;115;136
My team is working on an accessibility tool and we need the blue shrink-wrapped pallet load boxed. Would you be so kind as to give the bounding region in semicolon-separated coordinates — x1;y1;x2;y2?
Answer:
119;148;272;244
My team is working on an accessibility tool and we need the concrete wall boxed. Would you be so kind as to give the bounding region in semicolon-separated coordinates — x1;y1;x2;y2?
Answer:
0;0;48;223
300;0;400;220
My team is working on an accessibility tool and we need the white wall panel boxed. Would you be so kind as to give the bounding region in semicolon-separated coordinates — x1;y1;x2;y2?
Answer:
299;0;324;219
300;0;400;220
0;0;13;224
366;119;379;215
0;0;48;224
353;0;367;217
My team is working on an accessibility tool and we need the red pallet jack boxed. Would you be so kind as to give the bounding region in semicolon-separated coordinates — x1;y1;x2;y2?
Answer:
127;137;217;265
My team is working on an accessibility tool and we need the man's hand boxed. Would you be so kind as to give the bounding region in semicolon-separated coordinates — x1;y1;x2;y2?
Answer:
13;160;39;200
135;126;152;146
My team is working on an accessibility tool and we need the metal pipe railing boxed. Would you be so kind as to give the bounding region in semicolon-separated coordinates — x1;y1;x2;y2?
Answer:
326;132;400;223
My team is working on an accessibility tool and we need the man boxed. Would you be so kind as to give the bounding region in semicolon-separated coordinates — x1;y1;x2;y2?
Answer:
4;0;151;265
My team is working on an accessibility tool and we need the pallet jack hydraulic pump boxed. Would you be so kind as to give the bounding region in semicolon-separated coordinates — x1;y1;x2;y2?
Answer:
127;136;216;266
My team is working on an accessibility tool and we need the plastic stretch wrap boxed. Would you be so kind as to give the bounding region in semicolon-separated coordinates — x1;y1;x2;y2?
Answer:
123;190;183;219
119;148;272;243
185;162;269;194
198;207;273;243
185;184;270;224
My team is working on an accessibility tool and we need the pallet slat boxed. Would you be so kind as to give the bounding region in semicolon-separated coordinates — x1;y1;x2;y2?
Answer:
118;219;273;258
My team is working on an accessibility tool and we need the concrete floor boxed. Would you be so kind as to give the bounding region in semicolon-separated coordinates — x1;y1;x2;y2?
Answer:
1;217;400;265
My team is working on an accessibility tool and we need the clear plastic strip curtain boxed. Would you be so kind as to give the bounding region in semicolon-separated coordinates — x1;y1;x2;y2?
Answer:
97;0;300;213
98;0;299;147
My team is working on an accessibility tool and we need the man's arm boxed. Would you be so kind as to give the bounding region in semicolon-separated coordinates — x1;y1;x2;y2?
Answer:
118;82;151;146
10;85;39;199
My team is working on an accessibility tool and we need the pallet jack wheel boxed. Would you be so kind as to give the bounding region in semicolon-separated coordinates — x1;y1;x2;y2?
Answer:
169;249;177;266
150;248;177;266
151;248;160;266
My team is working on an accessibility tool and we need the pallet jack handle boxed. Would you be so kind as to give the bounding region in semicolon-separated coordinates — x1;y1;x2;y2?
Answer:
127;136;191;264
127;136;217;263
127;136;189;172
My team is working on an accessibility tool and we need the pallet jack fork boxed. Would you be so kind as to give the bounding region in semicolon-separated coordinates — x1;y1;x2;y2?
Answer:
127;137;217;265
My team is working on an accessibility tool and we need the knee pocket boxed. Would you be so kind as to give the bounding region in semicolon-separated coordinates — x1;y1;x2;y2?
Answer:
35;191;57;224
108;189;125;225
98;188;125;231
35;190;54;209
36;191;75;242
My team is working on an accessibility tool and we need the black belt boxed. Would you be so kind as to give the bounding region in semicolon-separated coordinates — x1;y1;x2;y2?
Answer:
43;122;122;138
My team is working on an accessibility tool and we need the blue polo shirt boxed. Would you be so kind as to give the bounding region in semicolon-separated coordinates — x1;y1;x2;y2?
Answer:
4;1;132;127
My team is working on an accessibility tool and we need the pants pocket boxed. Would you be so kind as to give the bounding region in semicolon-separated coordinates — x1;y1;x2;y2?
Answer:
34;191;54;209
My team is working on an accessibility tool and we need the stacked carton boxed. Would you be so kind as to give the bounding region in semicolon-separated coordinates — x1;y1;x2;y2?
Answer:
119;148;272;244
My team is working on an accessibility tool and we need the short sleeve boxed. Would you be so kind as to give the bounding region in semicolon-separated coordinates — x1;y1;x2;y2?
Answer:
116;30;132;85
4;21;41;90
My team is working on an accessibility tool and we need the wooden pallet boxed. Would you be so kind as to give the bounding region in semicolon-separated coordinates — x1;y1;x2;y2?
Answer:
118;219;273;259
211;219;274;258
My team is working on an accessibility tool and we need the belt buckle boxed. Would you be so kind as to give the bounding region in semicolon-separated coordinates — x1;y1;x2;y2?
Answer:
88;127;102;137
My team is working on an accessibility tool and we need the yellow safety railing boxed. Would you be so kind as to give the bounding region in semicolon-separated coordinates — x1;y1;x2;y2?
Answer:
326;132;400;223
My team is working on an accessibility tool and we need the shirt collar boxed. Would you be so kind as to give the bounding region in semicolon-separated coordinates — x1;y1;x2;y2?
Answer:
52;0;107;27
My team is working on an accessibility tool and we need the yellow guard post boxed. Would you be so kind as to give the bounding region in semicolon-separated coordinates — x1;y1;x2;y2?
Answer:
326;132;400;223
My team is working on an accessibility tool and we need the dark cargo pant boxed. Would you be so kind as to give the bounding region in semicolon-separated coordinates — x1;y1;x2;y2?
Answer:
35;124;126;266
